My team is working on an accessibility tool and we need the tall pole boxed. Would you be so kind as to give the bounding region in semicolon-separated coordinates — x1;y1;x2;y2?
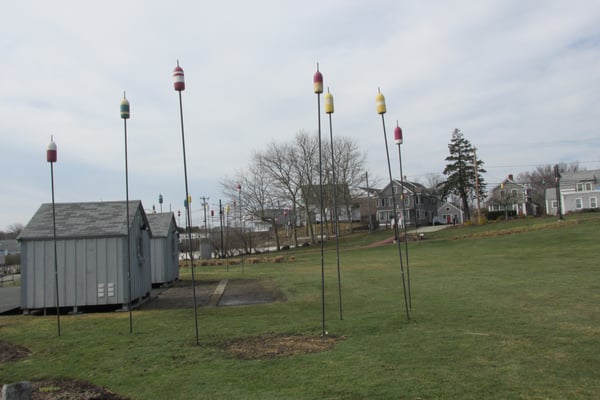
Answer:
120;93;134;334
219;200;225;261
474;148;481;225
200;196;209;238
394;123;412;309
554;164;563;220
173;61;200;345
237;184;245;274
366;172;373;234
376;89;410;321
47;136;61;336
159;194;163;213
314;63;326;336
325;87;343;320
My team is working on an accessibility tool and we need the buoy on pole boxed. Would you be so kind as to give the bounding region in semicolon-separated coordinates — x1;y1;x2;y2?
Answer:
376;89;409;321
47;136;60;336
314;64;327;336
325;87;343;321
120;92;134;334
394;122;412;309
173;61;200;345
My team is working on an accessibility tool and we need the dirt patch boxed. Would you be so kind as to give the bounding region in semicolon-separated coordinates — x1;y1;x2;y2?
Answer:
0;342;127;399
218;279;286;306
221;333;341;360
140;278;285;310
30;378;128;400
0;340;30;363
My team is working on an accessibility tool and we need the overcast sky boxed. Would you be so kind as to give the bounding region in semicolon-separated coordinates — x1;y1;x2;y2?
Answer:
2;1;599;230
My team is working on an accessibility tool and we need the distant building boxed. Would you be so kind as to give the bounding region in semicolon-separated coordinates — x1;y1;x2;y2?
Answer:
146;212;179;286
545;169;600;215
0;239;19;266
376;180;439;227
435;202;464;225
487;174;536;217
18;201;152;313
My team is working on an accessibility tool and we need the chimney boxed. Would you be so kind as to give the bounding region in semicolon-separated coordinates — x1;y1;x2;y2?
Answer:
508;174;514;181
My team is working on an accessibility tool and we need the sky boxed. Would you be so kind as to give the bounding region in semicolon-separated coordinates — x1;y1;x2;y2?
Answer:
2;0;600;230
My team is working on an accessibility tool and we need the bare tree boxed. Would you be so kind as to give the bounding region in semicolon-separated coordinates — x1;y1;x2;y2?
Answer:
221;156;282;251
516;162;583;211
291;131;319;244
257;141;302;247
8;223;24;238
324;136;367;233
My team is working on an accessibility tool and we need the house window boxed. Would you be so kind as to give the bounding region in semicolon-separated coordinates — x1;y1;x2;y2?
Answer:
590;197;598;208
576;183;584;192
575;198;583;209
551;200;557;209
380;198;386;207
585;182;592;191
511;189;518;197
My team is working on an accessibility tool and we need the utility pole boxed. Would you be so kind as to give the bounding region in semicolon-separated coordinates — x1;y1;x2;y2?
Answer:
200;196;209;238
474;147;481;225
554;164;563;220
366;171;373;234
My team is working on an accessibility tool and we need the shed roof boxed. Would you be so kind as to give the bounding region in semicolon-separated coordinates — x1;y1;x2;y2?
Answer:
18;201;148;240
146;212;176;238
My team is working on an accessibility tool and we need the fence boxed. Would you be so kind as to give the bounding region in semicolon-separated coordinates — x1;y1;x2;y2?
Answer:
0;264;20;287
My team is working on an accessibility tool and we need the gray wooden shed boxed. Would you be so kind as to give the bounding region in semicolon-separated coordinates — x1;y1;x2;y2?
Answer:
146;212;179;286
17;201;152;313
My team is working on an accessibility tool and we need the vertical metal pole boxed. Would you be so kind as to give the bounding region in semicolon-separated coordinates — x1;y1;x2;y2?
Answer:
219;200;225;264
123;117;133;334
381;114;410;321
474;148;481;225
327;112;343;320
396;143;412;309
366;172;373;233
237;188;244;274
317;84;326;337
178;90;200;345
50;162;61;336
554;165;563;220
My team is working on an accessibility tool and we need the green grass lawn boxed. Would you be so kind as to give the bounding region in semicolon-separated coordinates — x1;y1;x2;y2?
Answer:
1;214;599;399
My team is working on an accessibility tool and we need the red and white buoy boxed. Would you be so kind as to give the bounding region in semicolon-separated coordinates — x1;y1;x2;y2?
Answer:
47;136;57;163
173;62;185;91
313;65;323;94
394;124;403;145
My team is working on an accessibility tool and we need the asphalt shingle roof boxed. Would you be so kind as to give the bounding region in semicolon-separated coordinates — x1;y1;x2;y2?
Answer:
18;201;145;240
146;212;176;238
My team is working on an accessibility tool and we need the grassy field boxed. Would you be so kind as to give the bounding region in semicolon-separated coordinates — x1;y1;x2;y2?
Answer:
1;214;599;399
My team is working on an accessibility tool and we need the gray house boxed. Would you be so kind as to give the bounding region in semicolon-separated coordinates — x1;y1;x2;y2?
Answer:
435;202;464;225
545;169;600;215
18;201;152;313
146;212;179;286
487;174;535;217
376;180;439;227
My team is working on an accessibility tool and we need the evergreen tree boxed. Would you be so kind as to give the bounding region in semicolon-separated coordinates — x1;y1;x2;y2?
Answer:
440;129;486;221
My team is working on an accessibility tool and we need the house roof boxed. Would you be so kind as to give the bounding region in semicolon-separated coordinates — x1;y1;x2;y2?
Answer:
18;201;148;241
438;202;463;213
378;179;429;196
146;212;176;238
559;169;600;186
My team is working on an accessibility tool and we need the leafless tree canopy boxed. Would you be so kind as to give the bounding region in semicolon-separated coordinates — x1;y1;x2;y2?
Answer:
220;130;368;244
